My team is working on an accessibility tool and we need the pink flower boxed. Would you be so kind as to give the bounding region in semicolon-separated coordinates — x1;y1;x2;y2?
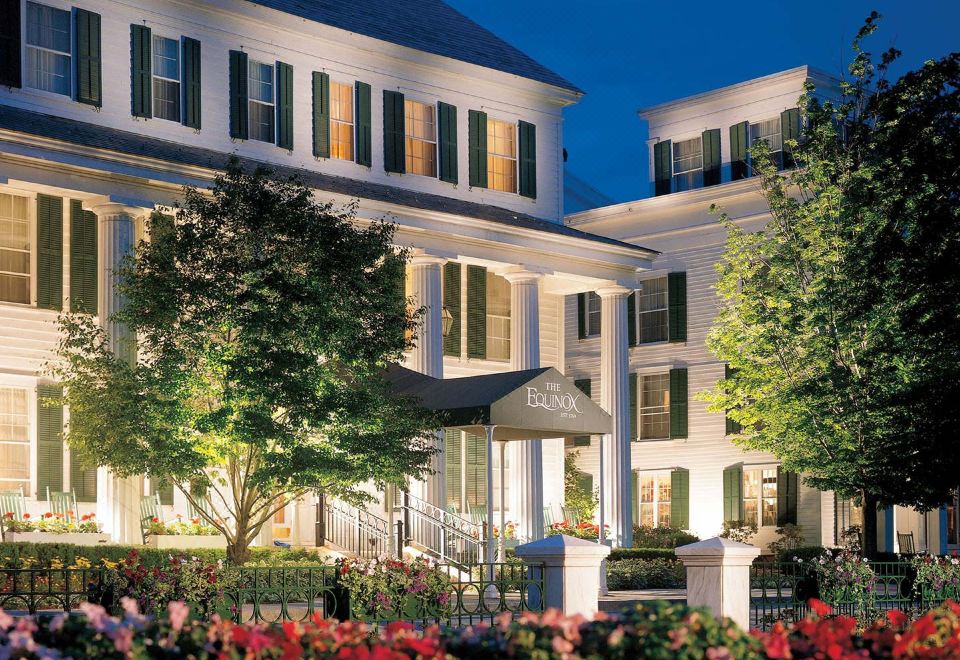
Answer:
0;608;14;630
78;602;110;632
168;600;190;632
110;625;134;653
551;634;574;654
120;596;140;617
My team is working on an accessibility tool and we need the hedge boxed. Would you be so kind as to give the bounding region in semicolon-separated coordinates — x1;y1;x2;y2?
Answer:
0;542;320;568
608;547;677;562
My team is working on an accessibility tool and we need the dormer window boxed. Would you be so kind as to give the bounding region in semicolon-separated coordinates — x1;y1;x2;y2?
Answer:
672;137;703;192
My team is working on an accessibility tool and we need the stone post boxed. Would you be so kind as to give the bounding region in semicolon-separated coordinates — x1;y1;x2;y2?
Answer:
515;534;611;618
675;537;761;630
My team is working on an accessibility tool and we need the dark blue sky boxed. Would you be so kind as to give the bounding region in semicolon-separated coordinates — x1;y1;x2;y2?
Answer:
449;0;960;204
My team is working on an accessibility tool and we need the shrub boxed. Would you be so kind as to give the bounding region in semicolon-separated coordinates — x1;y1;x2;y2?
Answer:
767;523;804;557
107;551;235;617
336;556;452;620
608;547;677;562
776;545;826;564
720;520;758;544
631;525;699;548
606;558;686;590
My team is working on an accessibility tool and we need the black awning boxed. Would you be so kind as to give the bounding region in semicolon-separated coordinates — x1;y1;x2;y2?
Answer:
386;365;612;441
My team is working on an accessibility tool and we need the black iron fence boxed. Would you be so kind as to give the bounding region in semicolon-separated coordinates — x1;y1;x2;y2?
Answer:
316;496;391;558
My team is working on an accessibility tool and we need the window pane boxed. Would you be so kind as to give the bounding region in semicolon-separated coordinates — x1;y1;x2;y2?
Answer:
248;61;274;103
0;194;30;305
330;82;354;161
751;117;783;170
658;502;672;528
640;476;654;503
487;119;516;193
153;79;181;122
152;36;179;81
0;388;29;488
640;374;670;439
673;137;703;191
587;291;601;336
743;469;760;499
486;272;510;361
640;503;654;527
404;100;436;176
638;277;668;344
25;47;70;95
26;2;70;53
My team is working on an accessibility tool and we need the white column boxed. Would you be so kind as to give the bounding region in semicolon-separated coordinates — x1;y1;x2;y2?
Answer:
504;269;543;542
407;254;446;507
597;285;633;548
90;202;143;544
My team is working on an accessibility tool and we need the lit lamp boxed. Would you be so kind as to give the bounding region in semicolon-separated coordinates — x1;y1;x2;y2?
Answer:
441;306;454;337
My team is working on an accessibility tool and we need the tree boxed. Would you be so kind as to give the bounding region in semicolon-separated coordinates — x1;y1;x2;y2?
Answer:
703;15;960;557
52;160;440;563
563;450;598;523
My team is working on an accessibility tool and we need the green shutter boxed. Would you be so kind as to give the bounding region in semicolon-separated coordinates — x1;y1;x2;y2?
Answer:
75;9;101;107
702;128;721;186
575;472;593;497
438;102;458;184
627;291;637;346
466;265;486;359
669;368;688;439
130;24;151;118
576;293;587;340
229;50;248;140
36;385;64;500
631;471;639;525
465;432;487;508
629;372;639;441
572;437;591;448
445;429;462;511
0;0;21;88
69;200;97;315
671;469;690;529
668;272;687;342
442;262;461;357
725;365;742;435
573;378;591;397
518;120;536;198
355;81;372;166
70;452;97;503
723;465;743;523
37;194;63;311
730;121;749;180
781;108;801;169
653;140;672;196
468;110;488;188
382;90;405;173
777;468;799;525
182;37;201;130
312;71;330;158
276;61;293;150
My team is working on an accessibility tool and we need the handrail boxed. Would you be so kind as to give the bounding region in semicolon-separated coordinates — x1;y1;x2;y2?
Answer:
320;498;391;558
404;492;482;537
400;492;484;570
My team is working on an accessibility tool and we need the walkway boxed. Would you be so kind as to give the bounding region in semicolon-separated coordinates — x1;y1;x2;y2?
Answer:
599;589;685;612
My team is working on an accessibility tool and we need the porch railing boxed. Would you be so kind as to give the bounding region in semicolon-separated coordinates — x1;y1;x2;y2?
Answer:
399;491;484;570
316;496;391;558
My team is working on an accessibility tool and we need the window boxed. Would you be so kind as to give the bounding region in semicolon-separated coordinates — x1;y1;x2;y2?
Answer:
638;474;671;528
25;2;71;96
834;497;864;543
672;137;703;192
0;194;30;305
750;117;783;171
487;118;517;193
639;374;670;440
585;291;601;337
0;388;29;491
637;277;668;344
404;100;436;177
247;60;275;143
486;271;511;361
743;468;778;527
152;35;180;122
330;81;354;161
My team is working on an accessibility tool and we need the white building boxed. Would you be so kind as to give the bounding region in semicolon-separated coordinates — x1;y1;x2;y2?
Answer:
565;66;959;555
0;0;652;549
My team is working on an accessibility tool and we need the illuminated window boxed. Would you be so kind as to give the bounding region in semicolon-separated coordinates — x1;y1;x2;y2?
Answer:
247;60;275;143
637;277;668;344
743;468;778;527
672;137;703;191
487;118;516;193
0;194;30;305
152;35;180;122
0;388;29;491
638;474;672;528
404;100;436;177
486;271;510;361
330;82;354;161
639;374;670;440
750;117;783;171
25;2;71;96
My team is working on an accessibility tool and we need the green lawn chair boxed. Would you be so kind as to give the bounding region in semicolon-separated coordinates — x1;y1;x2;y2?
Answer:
543;505;556;529
140;493;163;543
468;503;487;526
46;488;79;521
0;487;26;541
560;505;581;526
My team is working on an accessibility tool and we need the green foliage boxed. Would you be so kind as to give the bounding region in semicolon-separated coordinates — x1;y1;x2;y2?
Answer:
702;14;960;555
336;556;452;619
50;160;440;562
768;523;805;557
606;558;686;590
632;525;699;549
563;450;597;522
608;547;678;562
720;520;758;544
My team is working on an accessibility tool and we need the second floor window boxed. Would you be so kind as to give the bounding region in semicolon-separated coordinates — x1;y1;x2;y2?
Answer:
640;373;670;440
152;36;180;122
0;193;30;305
486;271;511;361
487;118;517;193
248;60;275;143
0;387;30;492
404;100;437;177
25;2;71;96
585;291;601;337
751;117;783;171
637;277;668;344
672;137;703;192
330;81;354;161
743;468;778;527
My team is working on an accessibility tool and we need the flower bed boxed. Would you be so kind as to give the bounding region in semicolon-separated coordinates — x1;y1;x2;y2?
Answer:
146;535;227;550
546;520;607;540
335;555;452;621
145;515;221;537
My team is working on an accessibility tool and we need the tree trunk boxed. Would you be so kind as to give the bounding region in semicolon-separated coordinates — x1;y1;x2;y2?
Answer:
227;538;252;565
861;489;879;559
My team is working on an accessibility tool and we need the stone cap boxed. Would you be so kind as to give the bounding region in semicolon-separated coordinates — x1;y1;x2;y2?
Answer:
515;533;612;559
674;536;761;566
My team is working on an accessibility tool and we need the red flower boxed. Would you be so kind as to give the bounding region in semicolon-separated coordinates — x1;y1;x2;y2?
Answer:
886;609;908;628
22;513;29;519
809;598;833;618
151;517;159;523
3;512;12;519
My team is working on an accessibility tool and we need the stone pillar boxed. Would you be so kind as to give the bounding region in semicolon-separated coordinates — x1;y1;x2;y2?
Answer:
597;285;633;548
90;202;143;544
407;254;446;508
675;537;761;630
515;534;611;618
504;269;543;542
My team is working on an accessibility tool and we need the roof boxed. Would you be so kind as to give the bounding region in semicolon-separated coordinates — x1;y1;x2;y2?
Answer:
386;364;612;440
248;0;582;94
0;105;653;254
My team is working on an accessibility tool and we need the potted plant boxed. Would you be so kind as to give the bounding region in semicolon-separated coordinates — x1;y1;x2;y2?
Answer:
2;512;110;546
145;515;227;550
